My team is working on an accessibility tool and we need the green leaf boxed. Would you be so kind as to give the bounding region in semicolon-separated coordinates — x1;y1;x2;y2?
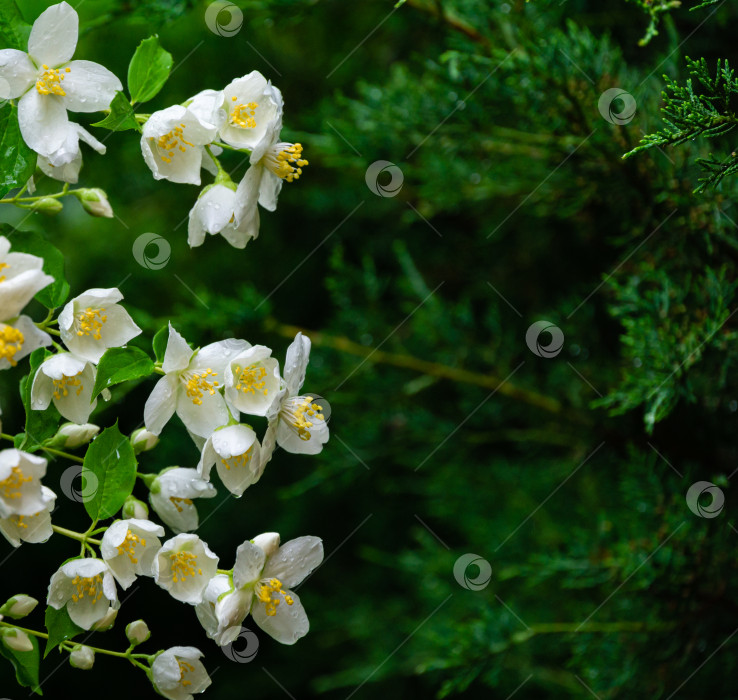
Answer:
4;227;70;308
19;348;60;452
44;605;82;659
0;102;36;199
91;91;141;132
152;325;169;363
0;627;42;694
127;35;173;104
0;0;31;51
82;422;137;521
92;346;155;400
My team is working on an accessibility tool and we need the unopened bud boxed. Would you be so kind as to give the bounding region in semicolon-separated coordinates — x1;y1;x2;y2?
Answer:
130;428;159;454
31;197;63;215
50;423;99;449
125;619;150;646
75;188;113;218
69;644;95;669
0;594;38;619
1;628;33;652
122;495;149;520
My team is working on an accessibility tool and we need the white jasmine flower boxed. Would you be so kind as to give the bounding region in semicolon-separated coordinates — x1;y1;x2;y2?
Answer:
0;485;56;547
195;574;251;647
37;122;106;184
0;2;122;156
141;105;218;185
30;352;97;424
153;534;218;605
151;646;211;700
143;324;249;438
197;424;262;498
148;468;216;533
187;183;257;250
0;315;51;370
224;344;281;416
0;236;54;320
0;450;53;518
69;644;94;669
101;518;165;589
58;287;141;363
47;558;118;630
268;333;329;455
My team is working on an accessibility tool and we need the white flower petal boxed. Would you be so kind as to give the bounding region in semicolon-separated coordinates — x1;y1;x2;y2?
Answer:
62;60;122;112
252;589;309;645
143;374;179;436
162;324;192;373
263;536;324;588
258;170;283;212
0;50;36;98
284;332;311;396
18;90;69;156
28;1;79;67
233;540;266;589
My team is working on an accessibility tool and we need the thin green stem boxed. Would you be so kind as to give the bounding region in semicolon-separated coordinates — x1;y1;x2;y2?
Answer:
51;525;102;547
42;446;84;463
212;141;252;154
0;184;73;204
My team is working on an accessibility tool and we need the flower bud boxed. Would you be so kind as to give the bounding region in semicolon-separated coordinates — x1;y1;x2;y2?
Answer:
50;422;100;449
69;644;95;670
122;495;149;520
91;606;117;631
75;188;113;218
30;197;63;216
1;628;33;652
130;428;159;454
252;532;280;558
125;619;150;646
0;594;39;619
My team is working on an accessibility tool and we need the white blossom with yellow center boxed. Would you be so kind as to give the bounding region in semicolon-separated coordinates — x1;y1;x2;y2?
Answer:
47;558;118;630
224;344;281;416
100;518;165;590
153;534;219;605
141;105;219;186
30;352;97;424
0;449;53;519
58;287;141;363
148;467;216;534
151;646;211;700
0;2;122;157
144;324;250;439
0;485;56;548
0;236;54;321
197;424;262;498
0;315;51;371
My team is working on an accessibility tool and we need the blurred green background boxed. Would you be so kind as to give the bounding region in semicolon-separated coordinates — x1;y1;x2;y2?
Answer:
3;0;738;697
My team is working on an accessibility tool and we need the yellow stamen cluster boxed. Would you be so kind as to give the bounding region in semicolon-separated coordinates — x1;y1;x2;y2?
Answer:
156;123;194;164
36;64;70;96
52;372;84;400
170;550;202;583
0;261;8;282
220;445;254;471
179;660;196;687
76;307;107;340
184;369;219;405
266;143;308;183
234;363;268;396
71;574;104;604
255;577;293;617
117;530;146;563
0;325;24;366
169;496;193;513
0;467;31;500
283;396;325;441
12;514;28;530
230;97;258;128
